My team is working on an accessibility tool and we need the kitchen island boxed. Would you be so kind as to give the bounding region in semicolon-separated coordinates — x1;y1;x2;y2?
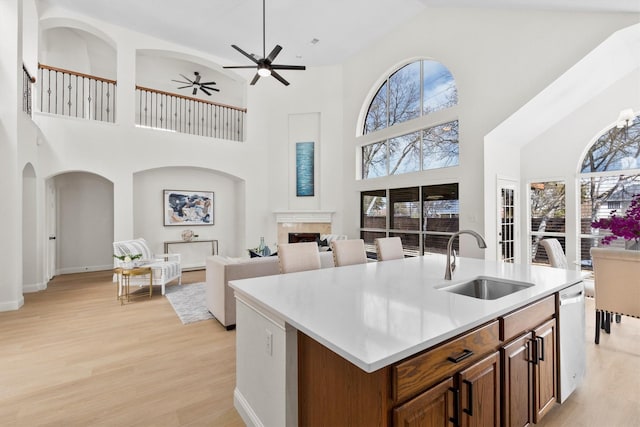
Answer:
229;254;584;426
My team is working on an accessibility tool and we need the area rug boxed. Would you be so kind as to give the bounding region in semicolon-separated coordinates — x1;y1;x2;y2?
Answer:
164;282;214;324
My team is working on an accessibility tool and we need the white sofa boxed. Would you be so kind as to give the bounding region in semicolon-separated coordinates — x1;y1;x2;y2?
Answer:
206;252;334;329
113;238;182;295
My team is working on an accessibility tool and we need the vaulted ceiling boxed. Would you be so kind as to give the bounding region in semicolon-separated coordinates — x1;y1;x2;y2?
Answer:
38;0;640;67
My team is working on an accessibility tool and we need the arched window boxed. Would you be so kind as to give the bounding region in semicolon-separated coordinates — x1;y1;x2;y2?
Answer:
580;113;640;257
361;60;458;179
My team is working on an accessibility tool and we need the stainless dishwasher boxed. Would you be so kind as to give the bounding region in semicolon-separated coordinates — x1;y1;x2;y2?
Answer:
558;281;586;403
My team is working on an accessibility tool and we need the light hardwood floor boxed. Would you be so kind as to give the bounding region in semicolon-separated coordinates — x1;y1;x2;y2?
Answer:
1;272;639;426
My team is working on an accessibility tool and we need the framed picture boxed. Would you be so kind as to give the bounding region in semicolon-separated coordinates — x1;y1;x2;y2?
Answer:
163;190;214;226
296;141;315;197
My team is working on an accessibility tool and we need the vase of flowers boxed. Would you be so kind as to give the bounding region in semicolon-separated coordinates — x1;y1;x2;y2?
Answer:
113;253;143;268
591;193;640;250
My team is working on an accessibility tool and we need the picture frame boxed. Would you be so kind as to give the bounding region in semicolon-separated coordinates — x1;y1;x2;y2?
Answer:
296;141;315;197
163;190;214;226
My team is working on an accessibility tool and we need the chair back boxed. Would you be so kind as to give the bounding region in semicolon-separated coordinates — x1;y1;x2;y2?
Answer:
277;242;321;274
375;237;404;261
591;247;640;318
331;239;367;267
539;239;568;269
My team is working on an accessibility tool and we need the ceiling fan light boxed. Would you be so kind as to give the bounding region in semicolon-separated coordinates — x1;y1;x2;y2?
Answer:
258;67;271;77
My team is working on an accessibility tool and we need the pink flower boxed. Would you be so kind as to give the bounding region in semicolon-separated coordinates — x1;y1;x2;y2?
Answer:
591;194;640;244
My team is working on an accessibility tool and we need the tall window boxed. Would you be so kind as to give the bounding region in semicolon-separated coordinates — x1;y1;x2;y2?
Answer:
530;181;566;266
360;183;459;258
580;114;640;270
361;60;458;179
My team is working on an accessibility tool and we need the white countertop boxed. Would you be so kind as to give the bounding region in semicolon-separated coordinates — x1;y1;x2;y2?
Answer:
229;254;583;373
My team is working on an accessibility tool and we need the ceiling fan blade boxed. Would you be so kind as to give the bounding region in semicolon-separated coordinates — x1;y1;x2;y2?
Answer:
270;70;290;86
231;45;260;64
201;85;219;92
171;79;192;84
270;65;306;71
180;74;194;83
192;88;198;95
250;73;261;85
177;85;192;89
223;65;260;69
199;81;217;85
265;45;282;63
200;87;212;96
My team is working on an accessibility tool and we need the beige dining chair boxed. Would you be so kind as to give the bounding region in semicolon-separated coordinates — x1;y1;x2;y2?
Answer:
331;239;368;267
277;242;321;274
540;238;594;298
590;247;640;344
375;237;404;261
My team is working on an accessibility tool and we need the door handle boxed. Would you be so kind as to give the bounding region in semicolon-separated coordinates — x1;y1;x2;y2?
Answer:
49;236;56;240
463;379;473;416
537;336;545;362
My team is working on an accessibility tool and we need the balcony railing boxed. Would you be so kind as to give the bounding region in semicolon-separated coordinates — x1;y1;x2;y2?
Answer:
135;86;246;141
23;64;35;116
38;64;116;123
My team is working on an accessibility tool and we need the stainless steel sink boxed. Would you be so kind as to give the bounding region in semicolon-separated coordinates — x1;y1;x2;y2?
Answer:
439;276;534;300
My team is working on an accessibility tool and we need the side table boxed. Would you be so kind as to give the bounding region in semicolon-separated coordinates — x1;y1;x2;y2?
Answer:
114;266;153;304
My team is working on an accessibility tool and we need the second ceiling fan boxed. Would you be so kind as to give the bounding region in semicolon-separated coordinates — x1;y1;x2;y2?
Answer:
223;0;306;86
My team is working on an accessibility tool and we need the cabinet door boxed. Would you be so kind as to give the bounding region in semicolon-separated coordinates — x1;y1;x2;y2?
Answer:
458;352;501;427
533;318;557;423
394;377;455;427
502;333;534;427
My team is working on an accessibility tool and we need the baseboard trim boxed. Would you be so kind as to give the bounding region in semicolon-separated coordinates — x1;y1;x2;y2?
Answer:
57;264;112;275
0;296;25;312
234;388;264;427
23;281;47;293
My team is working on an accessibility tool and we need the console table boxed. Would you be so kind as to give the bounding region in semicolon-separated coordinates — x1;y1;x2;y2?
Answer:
164;239;218;271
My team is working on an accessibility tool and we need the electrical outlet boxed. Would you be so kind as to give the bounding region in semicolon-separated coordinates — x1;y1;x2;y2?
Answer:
265;329;273;356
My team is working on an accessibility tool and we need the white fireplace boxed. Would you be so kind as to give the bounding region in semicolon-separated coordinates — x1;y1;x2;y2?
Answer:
274;211;334;244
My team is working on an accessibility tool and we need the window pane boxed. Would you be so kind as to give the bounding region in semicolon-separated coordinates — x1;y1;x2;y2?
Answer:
424;234;452;255
364;83;388;134
361;190;387;229
389;232;419;257
423;60;458;114
389;131;421;175
422;184;459;232
362;142;387;179
581;116;639;173
423;120;459;170
361;230;386;258
530;181;566;233
390;187;420;231
580;174;640;248
388;62;420;126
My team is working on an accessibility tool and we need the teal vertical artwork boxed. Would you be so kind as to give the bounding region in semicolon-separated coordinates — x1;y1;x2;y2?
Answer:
296;141;315;197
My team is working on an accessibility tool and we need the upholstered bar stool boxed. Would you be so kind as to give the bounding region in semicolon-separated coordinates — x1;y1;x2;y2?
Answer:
375;237;404;261
277;242;322;274
331;239;368;267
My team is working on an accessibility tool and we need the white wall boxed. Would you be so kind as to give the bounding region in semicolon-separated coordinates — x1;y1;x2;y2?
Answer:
133;167;241;257
341;7;639;257
55;171;114;274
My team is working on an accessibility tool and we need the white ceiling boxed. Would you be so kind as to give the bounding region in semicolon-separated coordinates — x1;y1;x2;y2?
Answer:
38;0;640;67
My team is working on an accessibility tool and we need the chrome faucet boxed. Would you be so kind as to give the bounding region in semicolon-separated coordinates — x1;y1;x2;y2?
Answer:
445;230;487;280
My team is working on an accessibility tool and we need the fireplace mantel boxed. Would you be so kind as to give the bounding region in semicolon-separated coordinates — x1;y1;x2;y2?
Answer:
274;211;334;224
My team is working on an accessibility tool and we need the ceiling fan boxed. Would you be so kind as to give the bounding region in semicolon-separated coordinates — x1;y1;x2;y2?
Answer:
223;0;306;86
172;71;219;96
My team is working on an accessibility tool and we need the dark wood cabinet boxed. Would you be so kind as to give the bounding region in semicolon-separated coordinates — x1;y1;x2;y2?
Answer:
458;352;501;427
394;377;455;427
502;317;557;427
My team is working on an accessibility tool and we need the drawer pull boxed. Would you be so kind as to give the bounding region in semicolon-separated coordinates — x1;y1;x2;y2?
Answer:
447;349;474;363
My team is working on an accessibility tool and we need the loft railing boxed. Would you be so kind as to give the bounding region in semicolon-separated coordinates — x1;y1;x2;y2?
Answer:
38;63;116;123
135;86;246;141
22;64;35;116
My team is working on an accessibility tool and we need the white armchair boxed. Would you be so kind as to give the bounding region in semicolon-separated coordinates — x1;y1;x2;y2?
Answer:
113;238;182;295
